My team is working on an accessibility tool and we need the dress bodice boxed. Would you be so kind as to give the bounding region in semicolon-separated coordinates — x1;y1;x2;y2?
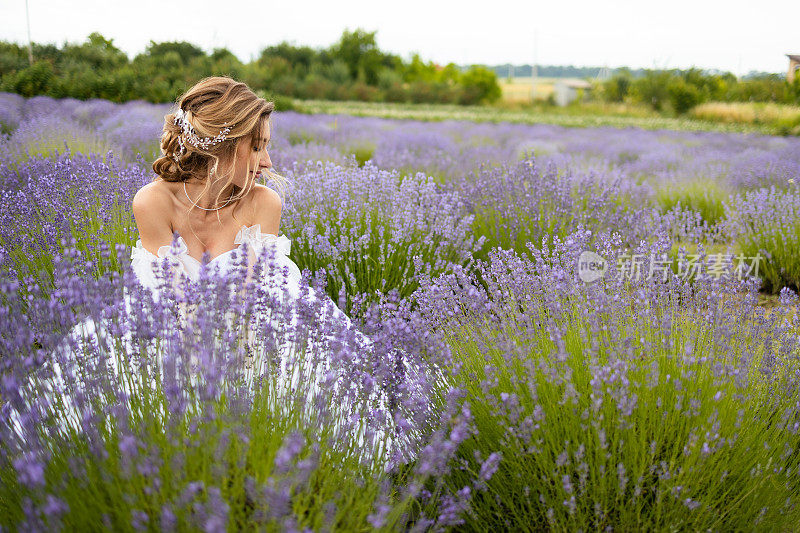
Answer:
129;224;302;298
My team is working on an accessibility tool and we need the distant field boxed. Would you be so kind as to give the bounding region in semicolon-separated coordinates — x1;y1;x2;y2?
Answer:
494;79;800;135
292;98;788;135
498;76;559;102
689;101;800;133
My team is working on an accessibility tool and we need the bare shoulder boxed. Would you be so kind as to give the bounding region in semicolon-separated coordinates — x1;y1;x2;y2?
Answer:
132;179;172;207
247;184;282;236
131;180;174;252
250;184;282;210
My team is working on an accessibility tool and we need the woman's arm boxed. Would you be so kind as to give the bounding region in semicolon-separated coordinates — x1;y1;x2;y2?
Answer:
132;184;175;256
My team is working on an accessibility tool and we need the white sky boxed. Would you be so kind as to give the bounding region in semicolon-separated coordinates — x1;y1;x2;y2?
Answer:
1;0;798;75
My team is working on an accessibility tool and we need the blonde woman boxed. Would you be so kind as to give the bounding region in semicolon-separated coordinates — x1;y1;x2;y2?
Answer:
133;76;287;281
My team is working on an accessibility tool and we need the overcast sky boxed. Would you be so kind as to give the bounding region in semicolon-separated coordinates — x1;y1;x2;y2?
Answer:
2;0;798;75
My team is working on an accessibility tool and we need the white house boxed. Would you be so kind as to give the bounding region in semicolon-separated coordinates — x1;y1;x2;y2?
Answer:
788;54;800;83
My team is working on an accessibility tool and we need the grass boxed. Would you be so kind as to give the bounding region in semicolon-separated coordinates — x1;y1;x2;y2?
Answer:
689;102;800;135
654;180;731;227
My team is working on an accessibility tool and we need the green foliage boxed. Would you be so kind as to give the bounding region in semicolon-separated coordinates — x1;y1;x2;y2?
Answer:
402;54;459;85
654;180;730;227
377;69;408;103
61;32;128;71
329;28;396;85
629;70;673;111
600;67;797;111
349;142;376;166
144;40;205;64
9;31;795;112
667;78;703;114
0;30;506;107
0;42;30;74
459;66;502;104
1;60;55;97
602;71;632;102
268;94;297;112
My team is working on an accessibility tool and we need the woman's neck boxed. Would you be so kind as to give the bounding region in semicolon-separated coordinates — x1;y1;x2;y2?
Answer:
183;178;237;211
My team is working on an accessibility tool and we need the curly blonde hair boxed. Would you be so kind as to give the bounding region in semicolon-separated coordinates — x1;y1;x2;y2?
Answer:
152;76;288;228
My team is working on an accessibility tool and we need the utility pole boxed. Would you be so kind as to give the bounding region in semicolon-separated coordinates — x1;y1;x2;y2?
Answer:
531;29;538;101
25;0;33;65
737;54;742;81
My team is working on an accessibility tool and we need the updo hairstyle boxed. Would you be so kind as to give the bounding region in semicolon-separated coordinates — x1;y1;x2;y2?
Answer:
152;76;287;217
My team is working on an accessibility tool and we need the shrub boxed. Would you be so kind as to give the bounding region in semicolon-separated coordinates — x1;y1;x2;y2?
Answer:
0;151;146;297
456;157;652;259
459;66;501;104
0;244;444;530
667;78;703;114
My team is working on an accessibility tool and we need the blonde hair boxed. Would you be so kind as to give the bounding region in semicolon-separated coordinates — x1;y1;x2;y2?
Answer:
152;76;288;234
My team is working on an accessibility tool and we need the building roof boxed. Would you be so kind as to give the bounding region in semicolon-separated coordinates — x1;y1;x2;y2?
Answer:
555;79;593;89
787;54;800;62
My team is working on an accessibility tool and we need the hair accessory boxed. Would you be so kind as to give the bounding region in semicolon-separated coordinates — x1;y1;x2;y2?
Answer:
173;108;233;158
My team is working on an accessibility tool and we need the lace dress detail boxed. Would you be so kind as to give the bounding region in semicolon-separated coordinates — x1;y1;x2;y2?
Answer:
129;224;300;298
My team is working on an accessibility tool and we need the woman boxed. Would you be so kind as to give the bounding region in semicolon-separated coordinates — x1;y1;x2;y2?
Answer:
132;76;286;281
3;77;424;469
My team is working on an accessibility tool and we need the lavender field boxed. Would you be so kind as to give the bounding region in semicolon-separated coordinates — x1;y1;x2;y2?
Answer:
1;92;800;531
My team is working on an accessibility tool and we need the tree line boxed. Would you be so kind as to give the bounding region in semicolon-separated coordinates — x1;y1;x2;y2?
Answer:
594;67;800;113
0;30;502;107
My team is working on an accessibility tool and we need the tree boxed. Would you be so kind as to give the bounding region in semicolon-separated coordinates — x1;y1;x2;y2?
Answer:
602;70;632;103
329;28;391;85
459;66;501;104
4;60;55;97
629;70;672;111
145;40;205;64
667;78;702;114
259;42;317;72
61;32;128;71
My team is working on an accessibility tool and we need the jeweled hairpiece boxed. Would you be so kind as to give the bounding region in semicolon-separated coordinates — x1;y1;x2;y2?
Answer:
172;108;232;160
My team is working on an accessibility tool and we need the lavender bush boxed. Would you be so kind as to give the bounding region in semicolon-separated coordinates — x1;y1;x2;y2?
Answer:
280;160;483;314
654;178;730;228
413;229;800;529
0;150;148;294
725;186;800;293
1;241;454;530
455;157;653;259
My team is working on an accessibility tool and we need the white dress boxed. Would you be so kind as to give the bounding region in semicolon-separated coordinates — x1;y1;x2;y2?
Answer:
3;224;422;468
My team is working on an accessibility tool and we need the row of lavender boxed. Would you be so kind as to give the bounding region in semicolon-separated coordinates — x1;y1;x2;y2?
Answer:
1;93;800;530
4;92;800;190
2;91;799;292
